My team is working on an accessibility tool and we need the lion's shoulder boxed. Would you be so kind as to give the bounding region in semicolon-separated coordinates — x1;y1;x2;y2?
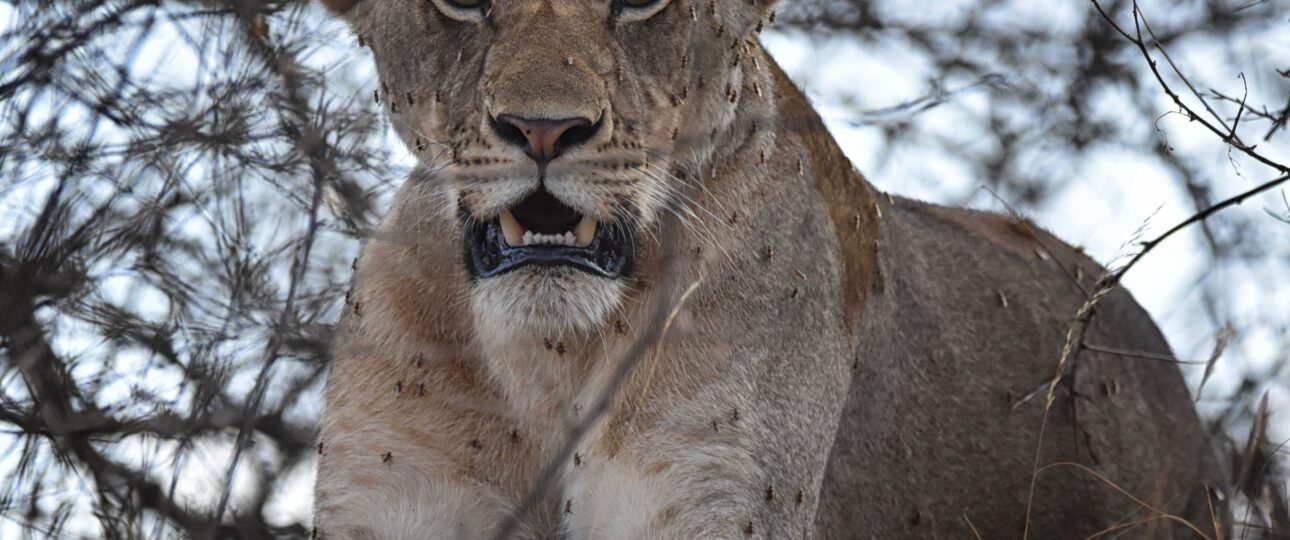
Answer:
881;196;1103;282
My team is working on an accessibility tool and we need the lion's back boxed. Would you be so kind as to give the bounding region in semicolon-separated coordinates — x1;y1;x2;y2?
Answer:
814;196;1221;538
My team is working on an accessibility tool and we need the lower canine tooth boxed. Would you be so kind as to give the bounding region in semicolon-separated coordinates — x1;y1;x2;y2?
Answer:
575;216;596;247
499;211;523;247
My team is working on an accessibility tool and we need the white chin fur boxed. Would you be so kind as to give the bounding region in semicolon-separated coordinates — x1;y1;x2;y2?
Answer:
470;267;624;337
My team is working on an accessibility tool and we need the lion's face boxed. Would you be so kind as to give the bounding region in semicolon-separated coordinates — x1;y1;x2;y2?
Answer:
335;0;770;335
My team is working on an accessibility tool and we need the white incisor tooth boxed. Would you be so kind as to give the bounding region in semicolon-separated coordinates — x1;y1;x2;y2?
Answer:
499;210;524;247
523;232;580;246
574;216;596;247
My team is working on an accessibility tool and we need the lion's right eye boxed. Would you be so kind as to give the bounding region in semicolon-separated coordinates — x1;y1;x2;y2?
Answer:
430;0;487;22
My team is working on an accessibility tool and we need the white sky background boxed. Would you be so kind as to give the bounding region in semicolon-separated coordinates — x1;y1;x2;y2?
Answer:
0;0;1287;534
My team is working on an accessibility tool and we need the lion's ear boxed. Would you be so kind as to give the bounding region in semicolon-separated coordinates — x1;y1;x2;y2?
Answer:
318;0;369;22
727;0;779;40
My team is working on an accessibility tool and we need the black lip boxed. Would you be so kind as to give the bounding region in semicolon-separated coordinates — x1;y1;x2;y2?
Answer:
463;199;635;280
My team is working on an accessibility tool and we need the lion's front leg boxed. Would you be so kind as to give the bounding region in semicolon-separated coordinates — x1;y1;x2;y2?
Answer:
312;425;518;540
558;414;825;539
560;453;759;538
311;348;556;540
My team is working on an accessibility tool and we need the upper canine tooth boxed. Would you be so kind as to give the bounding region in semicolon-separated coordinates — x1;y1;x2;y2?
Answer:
499;210;523;247
575;216;596;247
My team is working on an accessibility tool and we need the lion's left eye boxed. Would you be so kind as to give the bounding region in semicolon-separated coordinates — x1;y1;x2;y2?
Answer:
615;0;668;22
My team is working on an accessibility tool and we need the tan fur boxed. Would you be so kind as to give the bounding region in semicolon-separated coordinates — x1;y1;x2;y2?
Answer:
314;1;1223;538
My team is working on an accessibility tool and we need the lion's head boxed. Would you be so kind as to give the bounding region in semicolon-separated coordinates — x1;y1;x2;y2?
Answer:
326;0;776;335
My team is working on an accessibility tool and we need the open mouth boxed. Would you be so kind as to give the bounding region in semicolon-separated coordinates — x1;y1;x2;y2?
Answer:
464;190;634;279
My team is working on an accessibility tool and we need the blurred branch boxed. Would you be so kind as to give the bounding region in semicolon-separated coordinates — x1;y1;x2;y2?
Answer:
1091;0;1289;177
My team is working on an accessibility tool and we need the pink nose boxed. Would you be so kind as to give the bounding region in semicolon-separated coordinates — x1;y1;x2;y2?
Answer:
490;115;597;163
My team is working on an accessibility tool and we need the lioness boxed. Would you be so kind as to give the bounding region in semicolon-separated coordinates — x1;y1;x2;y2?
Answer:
313;0;1222;537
